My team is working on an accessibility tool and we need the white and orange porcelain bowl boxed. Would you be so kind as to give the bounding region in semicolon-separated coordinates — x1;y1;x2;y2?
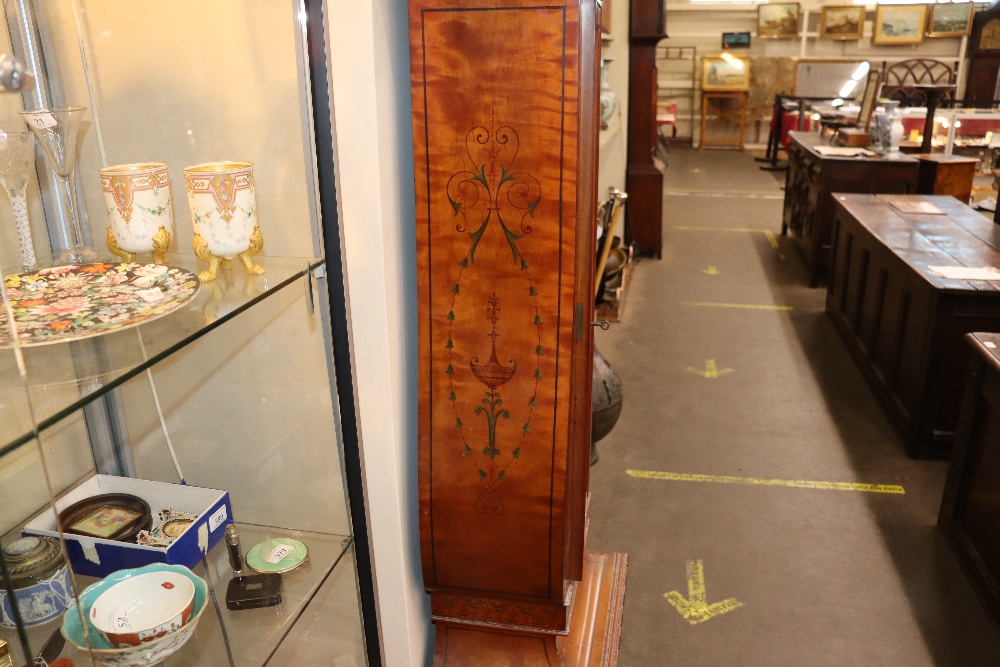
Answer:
89;570;195;648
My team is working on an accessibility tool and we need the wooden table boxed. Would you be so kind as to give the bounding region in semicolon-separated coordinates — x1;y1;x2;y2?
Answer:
827;194;1000;458
939;332;1000;632
782;132;920;287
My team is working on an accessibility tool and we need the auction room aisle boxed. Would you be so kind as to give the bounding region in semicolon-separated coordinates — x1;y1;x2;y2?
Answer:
586;149;1000;665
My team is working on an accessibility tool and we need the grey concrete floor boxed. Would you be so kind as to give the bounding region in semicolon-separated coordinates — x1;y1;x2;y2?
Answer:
586;148;1000;666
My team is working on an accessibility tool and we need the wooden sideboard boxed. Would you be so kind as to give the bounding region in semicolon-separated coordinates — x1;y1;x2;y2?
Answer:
408;2;627;663
782;132;919;287
940;332;1000;632
827;195;1000;459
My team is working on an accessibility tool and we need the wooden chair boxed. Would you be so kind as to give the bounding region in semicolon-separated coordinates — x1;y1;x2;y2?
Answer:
881;59;958;151
880;59;957;107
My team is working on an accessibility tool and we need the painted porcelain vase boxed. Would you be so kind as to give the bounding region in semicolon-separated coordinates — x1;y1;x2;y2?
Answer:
100;162;173;264
183;161;264;282
871;102;903;156
887;104;904;154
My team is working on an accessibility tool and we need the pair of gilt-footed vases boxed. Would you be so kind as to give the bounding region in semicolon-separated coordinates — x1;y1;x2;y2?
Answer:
101;161;264;282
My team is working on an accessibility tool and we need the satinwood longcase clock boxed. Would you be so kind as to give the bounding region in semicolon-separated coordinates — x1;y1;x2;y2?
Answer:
409;1;628;664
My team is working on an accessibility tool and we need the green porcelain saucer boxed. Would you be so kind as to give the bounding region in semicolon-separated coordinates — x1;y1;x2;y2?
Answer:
245;538;309;574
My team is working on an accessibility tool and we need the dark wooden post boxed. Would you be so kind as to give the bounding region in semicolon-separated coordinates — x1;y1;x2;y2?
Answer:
626;0;668;257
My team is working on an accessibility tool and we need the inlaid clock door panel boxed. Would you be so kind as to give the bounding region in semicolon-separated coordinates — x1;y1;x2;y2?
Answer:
410;0;595;619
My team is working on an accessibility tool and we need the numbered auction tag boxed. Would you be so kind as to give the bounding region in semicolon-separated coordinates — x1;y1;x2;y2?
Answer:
265;543;294;564
137;287;164;303
112;607;134;632
209;505;227;532
27;113;57;129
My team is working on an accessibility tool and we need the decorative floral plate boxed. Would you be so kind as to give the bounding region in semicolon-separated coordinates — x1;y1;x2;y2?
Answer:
0;263;200;347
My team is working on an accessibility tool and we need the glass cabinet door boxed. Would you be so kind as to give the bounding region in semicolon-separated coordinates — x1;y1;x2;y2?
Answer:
0;0;368;665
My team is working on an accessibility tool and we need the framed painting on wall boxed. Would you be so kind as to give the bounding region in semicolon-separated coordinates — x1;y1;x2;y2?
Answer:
757;3;800;39
819;5;866;41
702;54;751;91
927;2;974;38
873;4;928;45
722;31;751;49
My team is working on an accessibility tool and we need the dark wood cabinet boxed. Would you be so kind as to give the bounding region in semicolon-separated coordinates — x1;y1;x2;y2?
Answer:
939;332;1000;633
783;132;919;287
408;2;626;663
827;195;1000;459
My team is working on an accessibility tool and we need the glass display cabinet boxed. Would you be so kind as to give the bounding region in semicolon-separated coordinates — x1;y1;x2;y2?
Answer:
0;1;373;666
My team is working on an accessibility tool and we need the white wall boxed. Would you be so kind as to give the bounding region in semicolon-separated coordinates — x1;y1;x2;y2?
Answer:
326;2;430;666
598;0;631;200
664;0;970;145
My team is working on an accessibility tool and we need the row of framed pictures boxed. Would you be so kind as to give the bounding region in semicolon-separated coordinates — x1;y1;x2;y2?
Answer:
755;3;974;44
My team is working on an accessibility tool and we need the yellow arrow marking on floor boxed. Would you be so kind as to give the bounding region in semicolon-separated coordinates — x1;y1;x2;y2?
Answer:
682;301;793;311
686;359;732;379
673;226;785;260
626;469;906;495
664;560;743;625
702;266;720;275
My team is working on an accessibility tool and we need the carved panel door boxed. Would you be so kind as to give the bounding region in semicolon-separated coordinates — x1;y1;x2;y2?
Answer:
410;0;598;634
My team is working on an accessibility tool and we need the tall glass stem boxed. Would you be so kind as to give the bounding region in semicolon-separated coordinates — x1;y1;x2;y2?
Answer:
60;171;88;258
10;188;36;270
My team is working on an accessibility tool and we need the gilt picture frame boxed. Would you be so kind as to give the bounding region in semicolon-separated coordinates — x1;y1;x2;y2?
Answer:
757;3;801;39
857;70;882;131
702;54;751;92
927;2;974;38
873;4;928;46
819;5;866;41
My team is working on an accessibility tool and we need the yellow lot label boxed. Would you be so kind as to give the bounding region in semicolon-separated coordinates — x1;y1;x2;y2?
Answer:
627;469;905;495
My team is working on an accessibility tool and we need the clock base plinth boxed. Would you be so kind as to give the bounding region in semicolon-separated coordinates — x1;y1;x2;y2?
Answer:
432;551;628;667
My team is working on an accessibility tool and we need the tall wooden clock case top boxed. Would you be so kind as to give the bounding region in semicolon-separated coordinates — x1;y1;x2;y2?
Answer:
408;0;628;665
964;2;1000;104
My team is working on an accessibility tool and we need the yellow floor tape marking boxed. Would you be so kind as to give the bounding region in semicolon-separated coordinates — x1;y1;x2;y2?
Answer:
674;226;768;232
702;266;719;275
763;229;786;260
664;560;743;625
664;188;783;197
673;226;785;260
627;469;906;495
682;301;793;311
686;359;733;379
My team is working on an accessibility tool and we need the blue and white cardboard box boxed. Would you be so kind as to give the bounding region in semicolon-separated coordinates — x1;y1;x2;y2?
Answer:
24;475;233;579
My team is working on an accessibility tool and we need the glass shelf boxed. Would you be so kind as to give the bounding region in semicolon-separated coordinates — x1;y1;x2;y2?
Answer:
0;254;322;458
0;523;358;667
